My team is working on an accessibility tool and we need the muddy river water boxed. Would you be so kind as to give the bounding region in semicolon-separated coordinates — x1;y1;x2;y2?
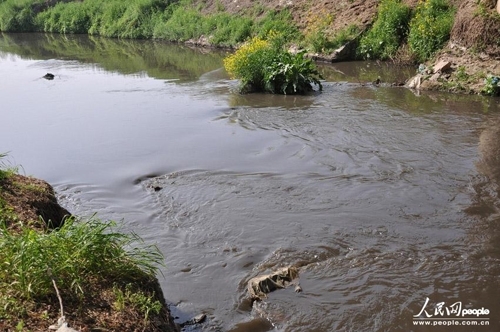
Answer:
1;33;500;332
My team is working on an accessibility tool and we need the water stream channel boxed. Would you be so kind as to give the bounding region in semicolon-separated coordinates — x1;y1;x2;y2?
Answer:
1;33;500;332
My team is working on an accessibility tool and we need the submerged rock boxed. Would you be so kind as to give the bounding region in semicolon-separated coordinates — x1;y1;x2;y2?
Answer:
179;313;207;327
247;266;299;301
407;74;423;90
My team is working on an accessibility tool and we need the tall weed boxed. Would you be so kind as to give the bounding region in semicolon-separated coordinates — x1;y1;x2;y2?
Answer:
153;6;202;41
358;0;411;59
254;10;298;42
37;1;93;34
37;0;168;38
408;0;455;62
0;0;38;32
153;4;254;45
0;216;163;308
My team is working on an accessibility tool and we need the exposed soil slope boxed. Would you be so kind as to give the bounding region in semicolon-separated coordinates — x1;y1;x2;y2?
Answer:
201;0;500;94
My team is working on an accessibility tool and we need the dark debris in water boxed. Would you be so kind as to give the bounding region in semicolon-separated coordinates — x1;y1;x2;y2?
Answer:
43;73;55;80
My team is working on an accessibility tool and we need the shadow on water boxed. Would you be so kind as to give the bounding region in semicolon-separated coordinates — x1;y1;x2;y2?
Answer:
467;117;500;256
317;61;415;85
0;32;226;82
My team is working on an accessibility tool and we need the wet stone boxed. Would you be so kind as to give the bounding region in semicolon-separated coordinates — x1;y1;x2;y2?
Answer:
247;266;299;301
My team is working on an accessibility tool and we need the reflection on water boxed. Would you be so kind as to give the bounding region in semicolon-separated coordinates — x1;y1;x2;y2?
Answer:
1;33;500;332
0;32;226;82
317;61;414;85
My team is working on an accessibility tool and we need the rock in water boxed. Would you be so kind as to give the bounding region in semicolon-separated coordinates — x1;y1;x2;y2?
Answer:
247;266;299;301
43;73;55;80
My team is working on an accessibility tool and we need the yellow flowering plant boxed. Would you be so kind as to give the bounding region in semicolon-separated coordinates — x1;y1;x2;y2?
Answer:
224;34;323;94
358;0;411;60
408;0;455;62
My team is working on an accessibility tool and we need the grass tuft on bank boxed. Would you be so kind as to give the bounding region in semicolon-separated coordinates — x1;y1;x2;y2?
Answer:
0;216;164;320
0;154;172;331
358;0;411;60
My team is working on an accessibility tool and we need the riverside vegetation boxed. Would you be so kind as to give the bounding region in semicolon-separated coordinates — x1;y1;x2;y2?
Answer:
0;0;499;95
0;154;177;331
0;1;498;330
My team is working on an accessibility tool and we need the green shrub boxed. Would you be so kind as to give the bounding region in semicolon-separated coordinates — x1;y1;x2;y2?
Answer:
0;0;38;32
37;1;93;34
204;12;253;46
224;36;322;94
153;6;202;41
254;10;298;42
224;36;272;91
264;50;323;94
408;0;455;62
358;0;411;59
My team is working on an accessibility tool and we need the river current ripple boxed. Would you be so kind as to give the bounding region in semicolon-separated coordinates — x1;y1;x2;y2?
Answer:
1;33;500;332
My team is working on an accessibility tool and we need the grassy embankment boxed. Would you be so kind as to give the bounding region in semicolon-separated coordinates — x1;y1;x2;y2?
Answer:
0;154;175;331
0;0;459;58
0;0;298;46
0;0;498;94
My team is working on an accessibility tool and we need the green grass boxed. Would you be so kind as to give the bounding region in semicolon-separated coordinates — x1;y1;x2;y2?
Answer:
0;152;18;181
0;0;299;48
301;13;361;53
0;155;165;328
153;4;296;47
408;0;455;62
0;215;164;321
0;0;40;32
112;283;162;323
358;0;411;60
36;0;169;38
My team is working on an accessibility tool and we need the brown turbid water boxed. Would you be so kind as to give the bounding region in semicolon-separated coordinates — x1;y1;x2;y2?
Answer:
1;33;500;332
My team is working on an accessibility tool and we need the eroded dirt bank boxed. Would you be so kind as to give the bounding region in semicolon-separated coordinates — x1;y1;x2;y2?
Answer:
199;0;500;95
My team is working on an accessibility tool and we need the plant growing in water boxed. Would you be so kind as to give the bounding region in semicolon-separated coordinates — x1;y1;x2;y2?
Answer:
264;50;323;94
223;35;322;94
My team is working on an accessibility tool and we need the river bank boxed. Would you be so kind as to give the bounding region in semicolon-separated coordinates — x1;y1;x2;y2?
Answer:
0;169;178;331
2;35;500;330
0;0;498;96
